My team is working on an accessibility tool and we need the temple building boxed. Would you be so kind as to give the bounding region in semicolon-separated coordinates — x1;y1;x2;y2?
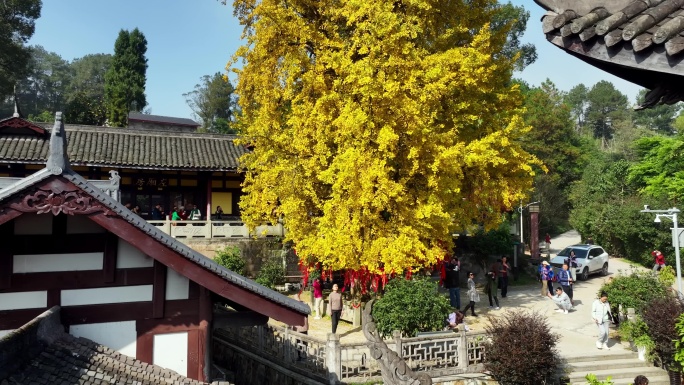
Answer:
0;113;308;382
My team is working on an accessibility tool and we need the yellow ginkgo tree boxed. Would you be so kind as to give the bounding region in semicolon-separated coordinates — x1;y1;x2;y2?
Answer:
230;0;541;276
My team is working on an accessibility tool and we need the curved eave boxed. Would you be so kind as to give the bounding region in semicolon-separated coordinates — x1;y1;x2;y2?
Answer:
546;33;684;90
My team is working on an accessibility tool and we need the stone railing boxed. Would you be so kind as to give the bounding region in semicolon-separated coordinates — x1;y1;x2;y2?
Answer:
213;324;487;384
147;219;284;239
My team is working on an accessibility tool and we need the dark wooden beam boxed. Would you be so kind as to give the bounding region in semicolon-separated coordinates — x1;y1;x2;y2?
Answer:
11;234;109;254
2;267;154;293
103;233;118;283
0;221;13;289
0;308;44;330
52;213;67;236
152;260;167;318
47;289;60;308
86;212;307;325
213;310;269;328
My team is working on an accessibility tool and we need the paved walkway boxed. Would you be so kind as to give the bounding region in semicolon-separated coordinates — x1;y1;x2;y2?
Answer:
276;230;649;354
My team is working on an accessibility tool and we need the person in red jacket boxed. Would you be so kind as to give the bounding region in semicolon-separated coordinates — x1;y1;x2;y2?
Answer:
652;250;666;272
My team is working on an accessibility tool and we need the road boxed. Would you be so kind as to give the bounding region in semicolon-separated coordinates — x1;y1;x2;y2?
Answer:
501;230;644;356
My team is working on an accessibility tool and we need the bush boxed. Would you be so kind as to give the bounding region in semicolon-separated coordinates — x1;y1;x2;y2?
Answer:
658;265;676;288
256;256;286;289
483;310;560;385
642;296;684;370
600;269;668;314
213;246;246;275
371;277;451;338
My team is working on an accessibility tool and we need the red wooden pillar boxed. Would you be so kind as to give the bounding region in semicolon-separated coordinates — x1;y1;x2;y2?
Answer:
530;203;540;259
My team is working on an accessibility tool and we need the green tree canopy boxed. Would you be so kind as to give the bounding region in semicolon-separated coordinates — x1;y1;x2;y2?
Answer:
183;73;237;133
633;89;680;134
628;135;684;202
105;28;148;127
0;0;41;99
563;83;588;133
14;46;72;118
585;80;631;148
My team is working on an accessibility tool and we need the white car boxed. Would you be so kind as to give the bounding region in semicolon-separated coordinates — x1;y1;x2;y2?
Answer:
549;244;609;281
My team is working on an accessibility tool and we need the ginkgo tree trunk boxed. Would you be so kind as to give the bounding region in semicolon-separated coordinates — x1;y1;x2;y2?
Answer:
230;0;542;276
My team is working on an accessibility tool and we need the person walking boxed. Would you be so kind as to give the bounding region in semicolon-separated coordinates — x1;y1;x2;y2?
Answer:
539;261;555;296
461;272;479;317
499;256;511;298
312;276;323;319
444;257;461;310
484;271;500;309
329;283;343;333
557;263;574;305
591;291;613;350
547;287;572;314
652;250;666;272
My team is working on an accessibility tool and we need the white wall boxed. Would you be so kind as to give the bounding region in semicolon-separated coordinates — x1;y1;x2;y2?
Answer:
117;239;154;268
13;252;103;273
0;291;47;311
153;332;188;376
13;214;51;235
61;285;153;306
69;321;137;358
165;268;189;300
66;215;106;234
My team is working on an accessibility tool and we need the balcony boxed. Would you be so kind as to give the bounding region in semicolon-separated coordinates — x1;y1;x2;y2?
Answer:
148;219;285;239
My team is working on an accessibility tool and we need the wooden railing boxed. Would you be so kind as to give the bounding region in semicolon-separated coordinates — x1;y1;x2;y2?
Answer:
147;219;285;239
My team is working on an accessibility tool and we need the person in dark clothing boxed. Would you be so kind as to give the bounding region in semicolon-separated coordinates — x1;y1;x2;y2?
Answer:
484;271;500;309
151;203;165;220
444;257;461;309
499;256;511;298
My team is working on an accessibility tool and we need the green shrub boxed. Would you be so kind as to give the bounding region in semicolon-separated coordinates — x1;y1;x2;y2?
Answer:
371;277;450;338
213;246;246;275
483;310;560;385
256;256;286;289
659;265;676;288
600;268;668;314
584;374;613;385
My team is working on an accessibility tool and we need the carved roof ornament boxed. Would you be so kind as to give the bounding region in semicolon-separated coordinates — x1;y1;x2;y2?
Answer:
362;300;432;385
10;188;116;216
46;112;71;175
534;0;684;108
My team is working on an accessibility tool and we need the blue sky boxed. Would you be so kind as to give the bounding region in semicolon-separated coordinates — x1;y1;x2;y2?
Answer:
30;0;643;120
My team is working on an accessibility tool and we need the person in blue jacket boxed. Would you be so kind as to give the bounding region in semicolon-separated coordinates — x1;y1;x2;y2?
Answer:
539;261;555;296
557;263;574;305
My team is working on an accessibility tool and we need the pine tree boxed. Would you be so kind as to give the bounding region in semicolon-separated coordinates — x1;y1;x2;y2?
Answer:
104;28;148;127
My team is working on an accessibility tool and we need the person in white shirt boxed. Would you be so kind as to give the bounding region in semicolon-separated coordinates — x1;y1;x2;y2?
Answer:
591;291;612;350
547;287;572;314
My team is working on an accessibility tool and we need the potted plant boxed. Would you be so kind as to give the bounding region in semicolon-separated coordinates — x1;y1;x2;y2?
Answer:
633;334;655;362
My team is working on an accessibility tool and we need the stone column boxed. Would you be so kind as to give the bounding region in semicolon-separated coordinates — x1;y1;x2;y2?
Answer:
530;203;540;259
326;333;341;384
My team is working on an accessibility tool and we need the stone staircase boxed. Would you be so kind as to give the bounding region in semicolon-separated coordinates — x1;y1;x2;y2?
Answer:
563;350;670;385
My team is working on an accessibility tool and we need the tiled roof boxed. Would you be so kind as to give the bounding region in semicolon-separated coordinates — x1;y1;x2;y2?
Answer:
535;0;684;107
128;112;199;127
0;124;246;171
0;307;209;385
0;114;311;320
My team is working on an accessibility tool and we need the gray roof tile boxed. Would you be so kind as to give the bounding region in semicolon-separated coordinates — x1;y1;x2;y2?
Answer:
0;124;246;171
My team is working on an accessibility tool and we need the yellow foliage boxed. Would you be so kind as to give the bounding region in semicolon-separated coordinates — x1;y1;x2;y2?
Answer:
231;0;541;274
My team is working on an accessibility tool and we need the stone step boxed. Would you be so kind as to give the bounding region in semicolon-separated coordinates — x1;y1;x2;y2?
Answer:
567;366;668;381
563;351;636;363
568;357;650;372
571;373;670;385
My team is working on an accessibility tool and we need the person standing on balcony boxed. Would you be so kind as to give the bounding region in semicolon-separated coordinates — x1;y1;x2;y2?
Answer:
313;276;323;319
171;206;181;221
329;284;343;333
215;206;224;220
151;203;165;220
444;257;461;310
190;204;202;220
